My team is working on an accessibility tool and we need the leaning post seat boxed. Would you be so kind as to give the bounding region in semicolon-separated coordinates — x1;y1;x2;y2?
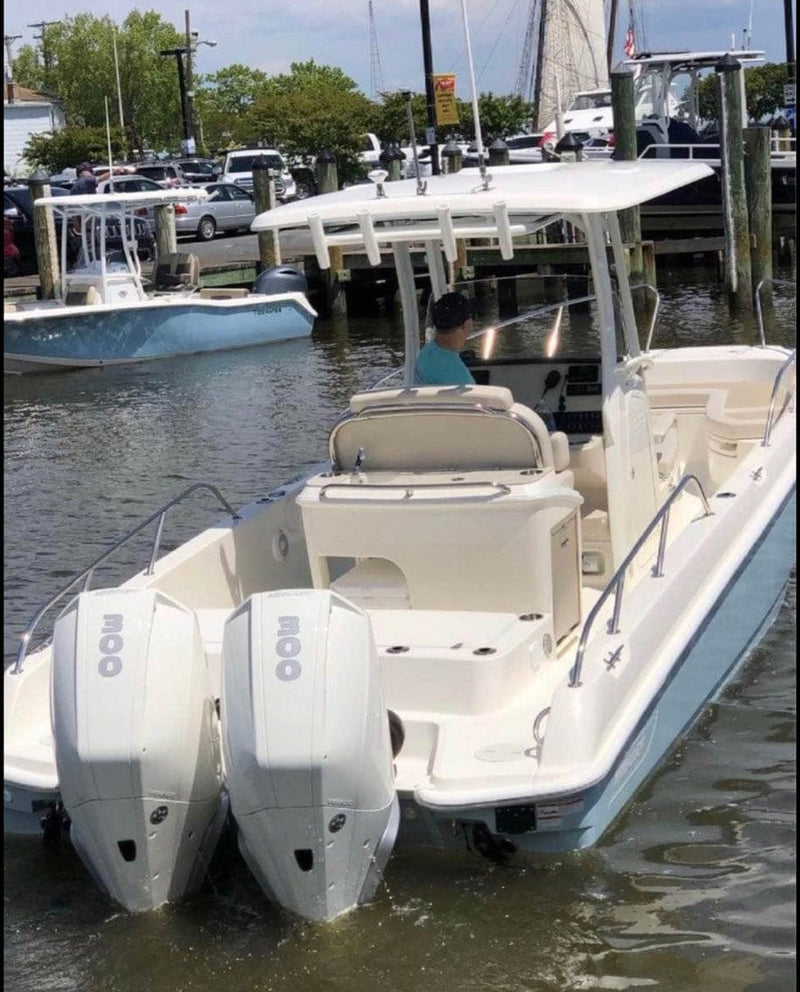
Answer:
153;252;200;292
329;385;571;473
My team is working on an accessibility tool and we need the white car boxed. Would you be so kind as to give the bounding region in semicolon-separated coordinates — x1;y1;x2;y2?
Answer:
220;149;296;202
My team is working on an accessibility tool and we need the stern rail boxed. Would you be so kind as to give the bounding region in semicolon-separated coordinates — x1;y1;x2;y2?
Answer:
10;482;240;675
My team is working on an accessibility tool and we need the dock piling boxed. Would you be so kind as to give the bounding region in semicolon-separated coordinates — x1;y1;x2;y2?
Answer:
715;54;753;309
28;169;59;299
610;66;644;286
154;204;177;259
743;126;773;302
253;158;281;269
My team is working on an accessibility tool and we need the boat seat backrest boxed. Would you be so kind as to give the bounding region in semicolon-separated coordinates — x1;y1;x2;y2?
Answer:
154;252;200;292
330;385;567;472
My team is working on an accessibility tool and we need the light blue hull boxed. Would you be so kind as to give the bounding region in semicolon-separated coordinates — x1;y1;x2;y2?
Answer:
4;296;314;374
522;486;797;853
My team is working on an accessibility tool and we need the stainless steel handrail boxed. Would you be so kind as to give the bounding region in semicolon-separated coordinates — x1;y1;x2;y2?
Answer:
754;277;796;348
762;350;796;448
318;481;512;503
11;482;240;676
568;474;713;688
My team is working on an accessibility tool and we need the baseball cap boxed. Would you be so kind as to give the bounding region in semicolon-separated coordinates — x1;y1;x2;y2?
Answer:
432;291;473;331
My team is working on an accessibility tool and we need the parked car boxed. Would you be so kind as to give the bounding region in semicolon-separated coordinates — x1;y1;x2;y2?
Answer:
173;182;256;241
220;148;296;201
174;158;223;185
130;161;193;188
96;173;166;232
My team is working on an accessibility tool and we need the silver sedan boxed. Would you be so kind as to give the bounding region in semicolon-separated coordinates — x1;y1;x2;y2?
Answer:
174;182;257;241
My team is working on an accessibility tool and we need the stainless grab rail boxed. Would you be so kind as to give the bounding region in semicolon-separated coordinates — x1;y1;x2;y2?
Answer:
754;277;796;349
762;350;796;447
11;482;240;676
319;481;512;503
568;474;713;688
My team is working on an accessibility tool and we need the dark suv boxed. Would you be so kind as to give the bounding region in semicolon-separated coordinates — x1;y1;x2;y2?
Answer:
175;158;223;184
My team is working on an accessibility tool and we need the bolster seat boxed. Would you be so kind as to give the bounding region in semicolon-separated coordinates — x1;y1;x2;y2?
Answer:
331;385;570;473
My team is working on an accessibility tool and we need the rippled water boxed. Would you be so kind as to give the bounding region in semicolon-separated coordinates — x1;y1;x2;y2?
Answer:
3;266;795;992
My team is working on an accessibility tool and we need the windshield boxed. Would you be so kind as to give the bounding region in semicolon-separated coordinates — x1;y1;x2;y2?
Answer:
568;92;612;111
226;154;283;172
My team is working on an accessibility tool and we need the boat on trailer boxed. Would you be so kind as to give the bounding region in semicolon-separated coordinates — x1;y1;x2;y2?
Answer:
4;159;795;923
3;188;316;375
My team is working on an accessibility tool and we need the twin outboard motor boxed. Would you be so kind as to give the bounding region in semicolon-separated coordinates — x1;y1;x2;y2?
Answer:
51;589;226;913
252;265;308;297
222;589;399;922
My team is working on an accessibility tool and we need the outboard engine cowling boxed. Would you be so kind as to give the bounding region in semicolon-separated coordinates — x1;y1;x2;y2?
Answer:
252;265;308;297
51;589;226;913
222;589;398;923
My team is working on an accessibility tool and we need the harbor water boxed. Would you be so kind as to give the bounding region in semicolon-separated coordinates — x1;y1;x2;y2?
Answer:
3;265;796;992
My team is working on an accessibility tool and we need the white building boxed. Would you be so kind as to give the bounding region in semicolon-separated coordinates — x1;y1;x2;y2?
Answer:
4;81;66;178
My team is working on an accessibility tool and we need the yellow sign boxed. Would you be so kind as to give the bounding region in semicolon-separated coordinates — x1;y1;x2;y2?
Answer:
433;74;459;126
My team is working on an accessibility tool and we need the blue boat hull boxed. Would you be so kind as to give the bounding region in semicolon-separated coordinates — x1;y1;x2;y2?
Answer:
4;296;314;373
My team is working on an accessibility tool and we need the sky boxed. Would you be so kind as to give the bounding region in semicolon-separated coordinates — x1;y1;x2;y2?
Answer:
4;0;795;99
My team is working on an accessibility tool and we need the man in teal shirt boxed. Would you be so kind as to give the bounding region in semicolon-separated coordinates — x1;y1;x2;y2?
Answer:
413;291;476;386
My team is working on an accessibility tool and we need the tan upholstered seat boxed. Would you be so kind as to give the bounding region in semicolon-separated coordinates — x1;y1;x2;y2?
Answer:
331;385;570;473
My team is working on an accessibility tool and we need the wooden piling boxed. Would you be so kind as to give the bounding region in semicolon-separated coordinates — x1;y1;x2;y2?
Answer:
488;138;510;167
610;66;643;283
715;54;753;309
28;169;59;299
441;140;463;174
315;150;339;195
252;158;281;269
380;144;405;182
742;126;773;297
154;204;177;259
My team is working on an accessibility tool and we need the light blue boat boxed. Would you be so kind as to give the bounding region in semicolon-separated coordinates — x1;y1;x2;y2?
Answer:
3;188;315;374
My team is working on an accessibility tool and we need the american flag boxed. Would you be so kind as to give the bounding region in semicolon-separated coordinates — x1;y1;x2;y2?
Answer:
623;26;635;58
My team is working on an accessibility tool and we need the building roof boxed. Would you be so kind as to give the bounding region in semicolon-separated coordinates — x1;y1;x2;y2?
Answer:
4;82;62;105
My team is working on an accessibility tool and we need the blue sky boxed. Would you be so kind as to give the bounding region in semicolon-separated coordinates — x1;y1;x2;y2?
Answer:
4;1;795;98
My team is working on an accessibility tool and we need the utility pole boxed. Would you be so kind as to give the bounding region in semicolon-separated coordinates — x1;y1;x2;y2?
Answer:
4;34;22;75
419;0;440;175
784;0;795;85
160;48;191;148
27;20;61;78
606;0;619;72
184;9;196;155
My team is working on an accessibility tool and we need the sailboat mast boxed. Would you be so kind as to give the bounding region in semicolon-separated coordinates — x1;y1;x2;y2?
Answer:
532;0;548;128
606;0;618;71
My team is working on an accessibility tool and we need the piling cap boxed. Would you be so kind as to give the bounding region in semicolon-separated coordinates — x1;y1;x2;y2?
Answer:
555;131;584;154
379;144;405;163
489;137;509;151
715;53;742;73
28;167;50;182
441;139;463;158
316;148;336;164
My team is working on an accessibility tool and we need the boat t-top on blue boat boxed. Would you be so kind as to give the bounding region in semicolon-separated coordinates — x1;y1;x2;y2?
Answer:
4;158;795;923
3;187;316;374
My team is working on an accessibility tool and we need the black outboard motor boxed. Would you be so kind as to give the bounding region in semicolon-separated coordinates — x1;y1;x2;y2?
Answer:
253;265;308;296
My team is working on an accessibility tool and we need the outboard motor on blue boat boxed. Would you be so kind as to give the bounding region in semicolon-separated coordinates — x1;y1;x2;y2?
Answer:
51;588;227;913
221;589;399;923
252;265;308;296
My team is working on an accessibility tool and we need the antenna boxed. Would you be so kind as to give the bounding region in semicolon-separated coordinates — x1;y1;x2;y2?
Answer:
368;0;385;100
458;0;490;190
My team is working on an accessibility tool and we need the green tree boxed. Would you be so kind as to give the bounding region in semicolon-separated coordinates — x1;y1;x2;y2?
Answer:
194;64;270;151
13;12;186;155
245;60;377;184
696;62;791;124
23;126;126;174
